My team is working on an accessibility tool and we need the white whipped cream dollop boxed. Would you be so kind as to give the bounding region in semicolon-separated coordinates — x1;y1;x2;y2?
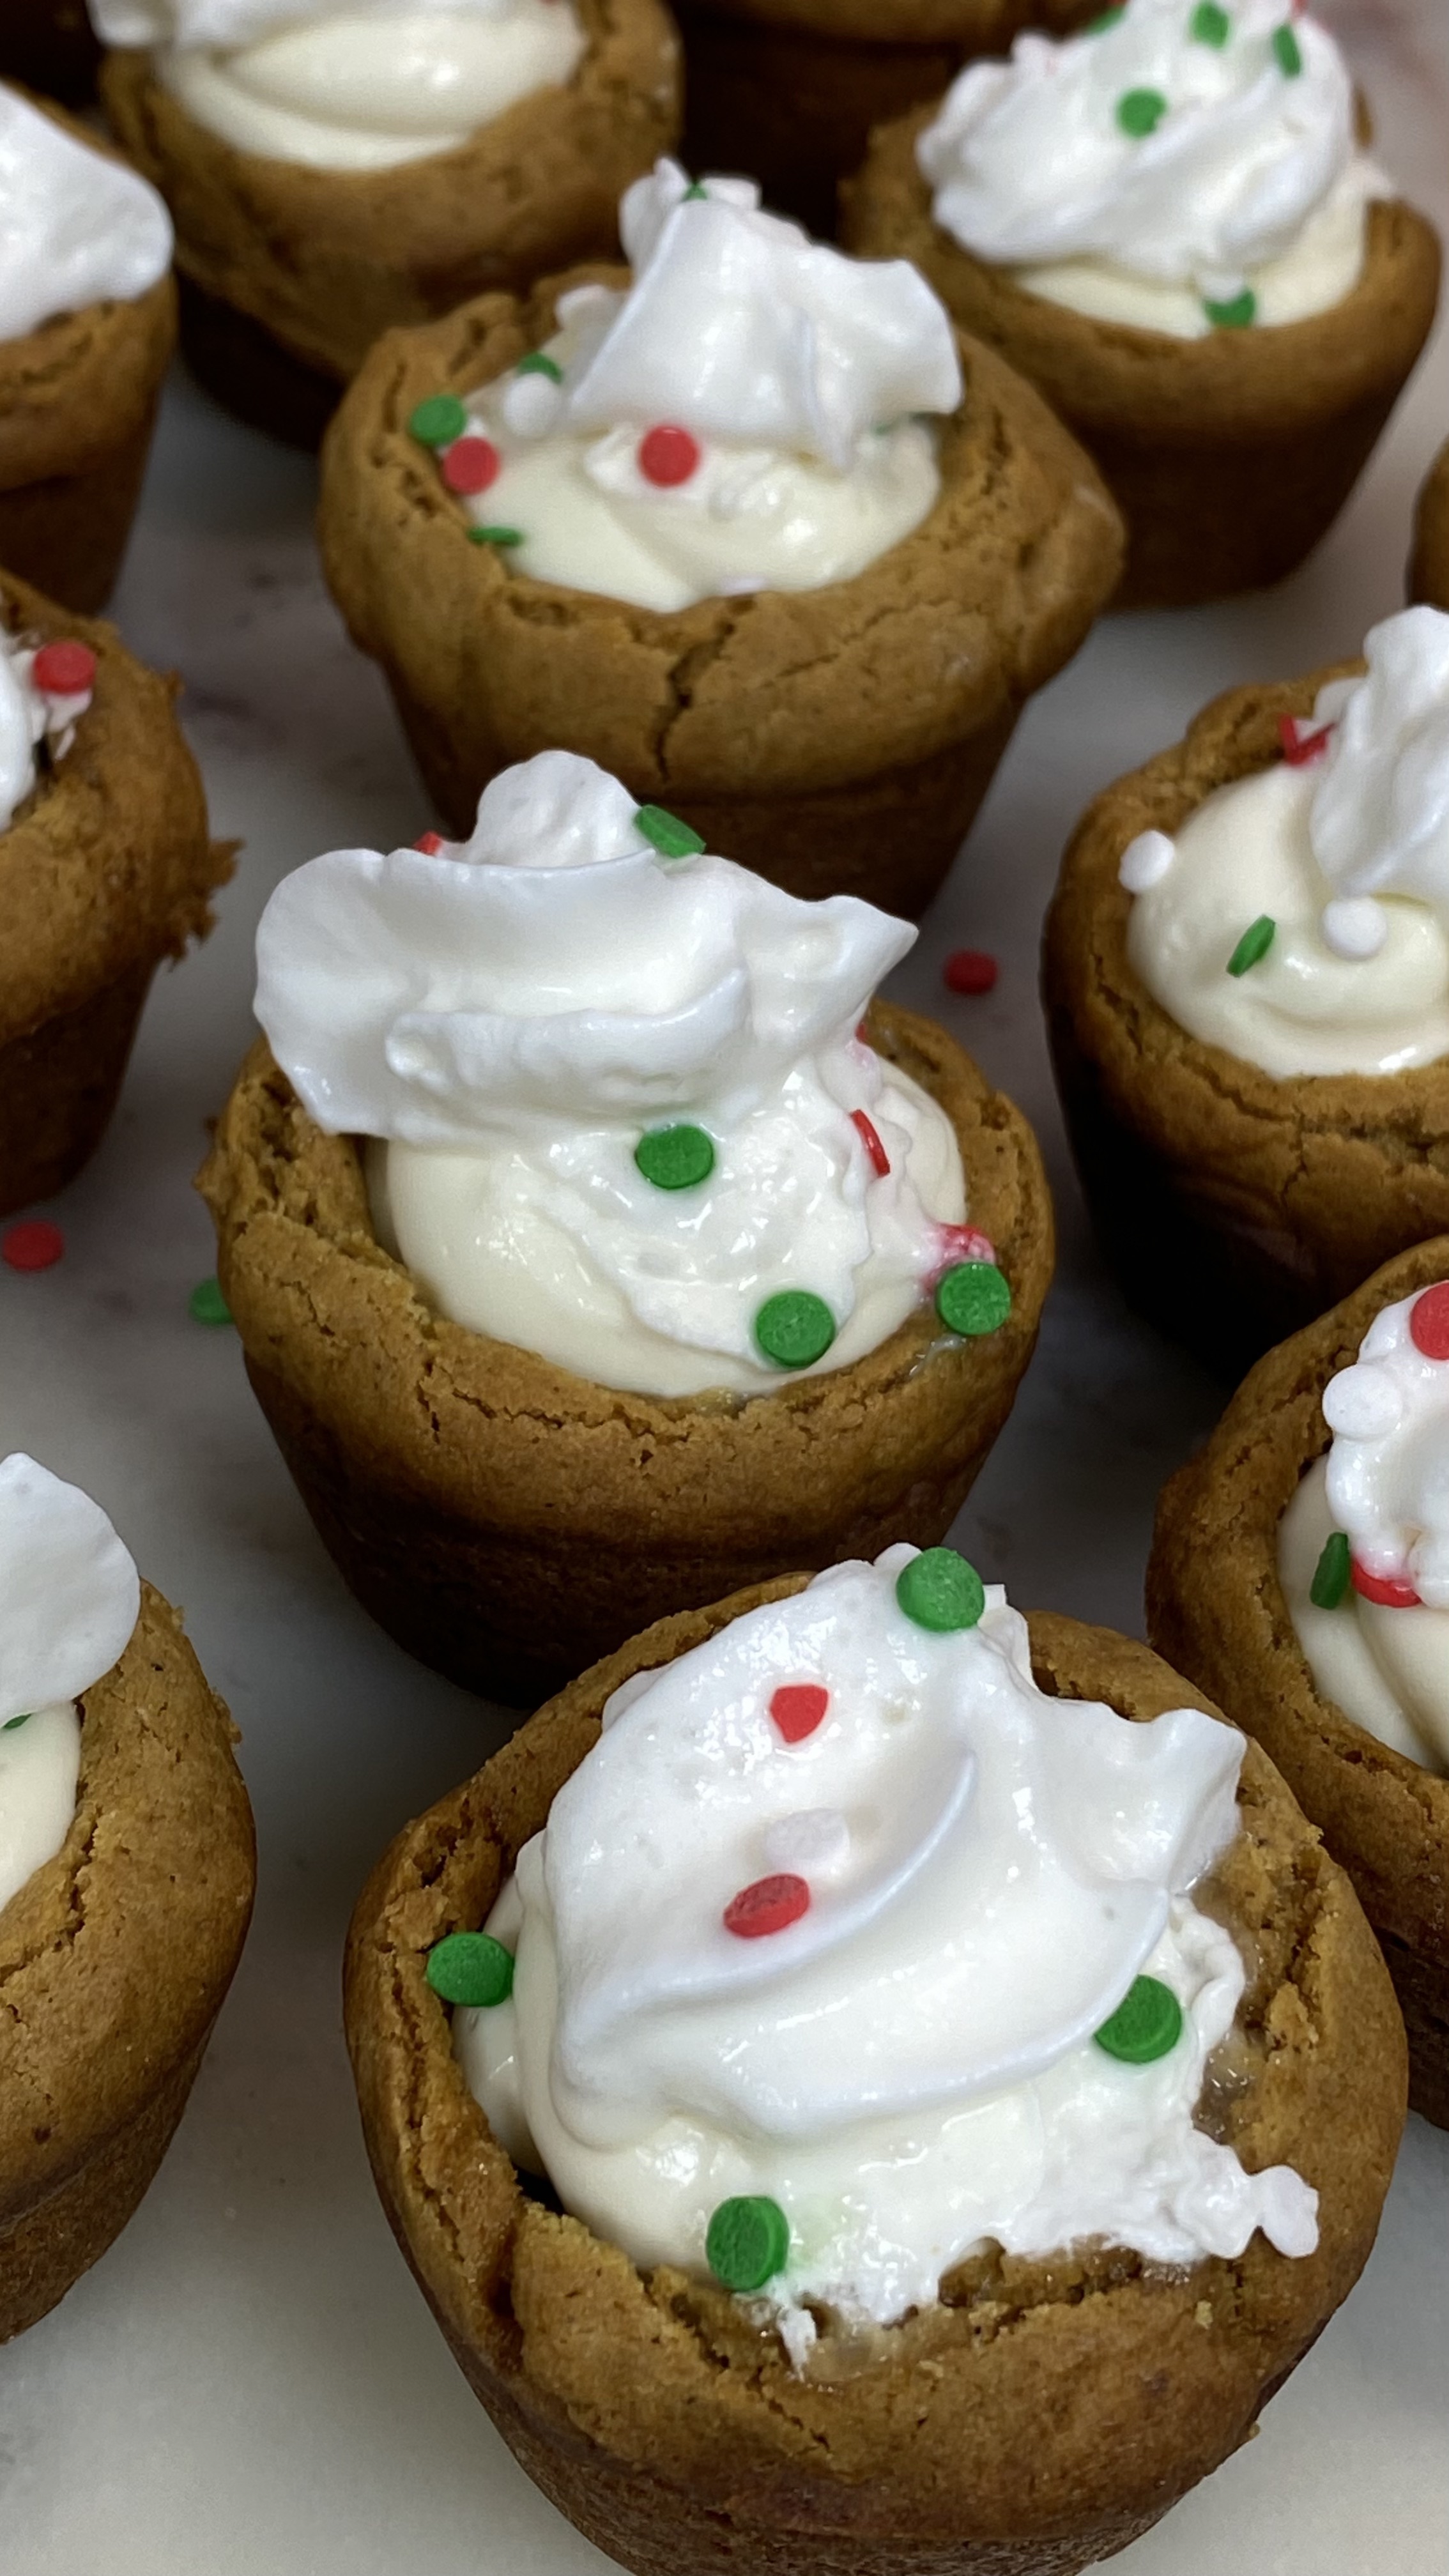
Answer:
0;631;98;838
255;752;968;1398
917;0;1390;340
0;1453;141;1919
1124;609;1449;1079
0;83;172;346
93;0;585;172
458;1545;1317;2350
443;159;961;611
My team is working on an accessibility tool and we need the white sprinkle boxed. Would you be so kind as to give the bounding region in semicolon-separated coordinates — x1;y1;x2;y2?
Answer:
1322;1363;1404;1443
500;372;563;440
1119;829;1176;893
1321;896;1388;960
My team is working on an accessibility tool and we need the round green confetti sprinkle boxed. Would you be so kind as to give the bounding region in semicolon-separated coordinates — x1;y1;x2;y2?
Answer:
684;180;709;200
635;1123;715;1190
754;1291;836;1370
188;1276;233;1327
469;525;525;547
634;802;706;859
408;392;467;449
1117;87;1168;137
1190;2;1230;43
1204;288;1257;330
1094;1975;1184;2064
706;2195;790;2292
1271;22;1302;76
1227;914;1276;976
3;1712;32;1731
935;1261;1012;1339
425;1931;515;2008
895;1547;986;1635
1310;1531;1351;1611
515;351;562;381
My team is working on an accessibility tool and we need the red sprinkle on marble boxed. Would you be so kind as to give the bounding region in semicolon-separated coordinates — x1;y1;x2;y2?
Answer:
413;831;445;854
441;436;500;496
1278;714;1333;767
932;1223;996;1277
944;949;999;996
724;1874;811;1939
1409;1282;1449;1360
769;1683;829;1744
850;1110;890;1176
33;640;95;696
2;1219;64;1273
1351;1561;1422;1610
639;424;700;487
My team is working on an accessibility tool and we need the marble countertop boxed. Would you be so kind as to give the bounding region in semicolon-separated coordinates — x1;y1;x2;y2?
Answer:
3;6;1448;2568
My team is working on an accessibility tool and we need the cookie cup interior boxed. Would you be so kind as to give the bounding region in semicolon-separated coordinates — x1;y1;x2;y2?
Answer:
0;1581;256;2342
316;276;1123;916
1148;1234;1449;2128
842;118;1441;610
197;1001;1054;1705
1409;434;1449;609
344;1591;1402;2576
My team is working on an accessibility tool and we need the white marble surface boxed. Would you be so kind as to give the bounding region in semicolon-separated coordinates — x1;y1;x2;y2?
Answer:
2;6;1448;2566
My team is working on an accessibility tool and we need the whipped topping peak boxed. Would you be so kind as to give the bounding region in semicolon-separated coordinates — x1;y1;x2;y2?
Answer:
0;1453;139;1729
0;84;172;347
1309;608;1449;926
1321;1285;1449;1604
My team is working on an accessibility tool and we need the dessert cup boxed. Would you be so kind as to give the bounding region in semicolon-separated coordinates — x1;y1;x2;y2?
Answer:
345;1587;1402;2576
0;570;229;1219
1148;1236;1449;2128
1409;434;1449;608
317;272;1123;916
198;1002;1054;1703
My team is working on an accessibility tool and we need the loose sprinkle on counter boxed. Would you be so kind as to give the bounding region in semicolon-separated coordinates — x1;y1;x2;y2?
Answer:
1310;1531;1351;1609
635;1123;716;1190
33;640;95;696
638;424;701;487
895;1547;985;1634
441;436;500;496
1094;1975;1183;2063
850;1110;890;1175
935;1261;1011;1338
769;1682;830;1742
706;2195;790;2290
188;1277;233;1327
425;1931;516;2007
724;1874;811;1939
408;393;466;448
754;1290;836;1370
2;1220;64;1272
1227;915;1275;976
634;803;706;859
944;948;998;996
1409;1282;1449;1359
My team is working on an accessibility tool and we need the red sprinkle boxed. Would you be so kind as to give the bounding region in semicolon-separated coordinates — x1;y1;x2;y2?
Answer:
1351;1561;1422;1611
769;1683;829;1744
639;424;701;487
413;831;445;854
724;1874;811;1938
850;1110;891;1176
1278;714;1333;767
441;436;500;496
944;949;999;997
1409;1282;1449;1360
33;640;96;696
855;1020;872;1047
2;1219;65;1273
932;1223;996;1276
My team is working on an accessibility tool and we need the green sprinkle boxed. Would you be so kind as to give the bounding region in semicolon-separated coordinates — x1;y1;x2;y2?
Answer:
469;525;525;547
1095;1975;1184;2064
188;1276;232;1328
706;2195;790;2292
1271;22;1302;76
894;1547;985;1636
3;1712;32;1731
684;181;709;200
425;1931;515;2008
634;1123;715;1190
754;1291;836;1370
1190;2;1230;43
1087;5;1126;27
1227;914;1276;976
1310;1531;1352;1611
1204;288;1257;329
515;351;562;381
1117;87;1168;137
935;1261;1012;1339
408;392;467;449
634;802;706;859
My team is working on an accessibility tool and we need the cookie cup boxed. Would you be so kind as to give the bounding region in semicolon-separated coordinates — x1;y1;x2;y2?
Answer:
1409;435;1449;608
344;1591;1402;2576
1039;657;1449;1379
842;120;1441;609
100;2;681;448
1;1581;255;2342
1;4;101;103
0;572;229;1219
318;276;1123;915
197;1002;1053;1705
1148;1237;1449;2129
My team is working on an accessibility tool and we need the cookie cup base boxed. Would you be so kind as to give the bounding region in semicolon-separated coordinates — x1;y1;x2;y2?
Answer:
0;401;159;616
0;957;153;1220
178;273;341;452
1409;434;1449;609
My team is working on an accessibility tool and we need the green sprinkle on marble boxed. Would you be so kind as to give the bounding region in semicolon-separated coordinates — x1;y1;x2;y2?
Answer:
188;1277;233;1327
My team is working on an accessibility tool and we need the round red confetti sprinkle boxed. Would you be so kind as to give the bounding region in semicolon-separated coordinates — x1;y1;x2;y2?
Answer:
441;436;500;496
639;424;700;487
413;831;444;854
33;640;95;696
2;1219;64;1272
944;949;998;997
855;1020;872;1046
769;1683;829;1744
1351;1561;1422;1610
1409;1282;1449;1360
724;1873;811;1939
933;1223;996;1276
850;1109;890;1176
1278;713;1333;767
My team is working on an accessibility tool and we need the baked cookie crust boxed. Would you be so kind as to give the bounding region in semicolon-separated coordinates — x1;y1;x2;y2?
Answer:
1409;435;1449;609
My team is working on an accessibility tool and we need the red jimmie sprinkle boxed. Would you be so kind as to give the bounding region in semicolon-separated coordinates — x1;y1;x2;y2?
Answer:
944;949;999;996
413;831;444;854
850;1110;890;1176
855;1020;871;1046
1278;714;1333;767
33;640;95;696
2;1219;65;1273
769;1683;829;1744
724;1873;811;1939
1409;1282;1449;1360
441;436;500;496
639;424;700;487
1351;1561;1422;1611
933;1223;996;1276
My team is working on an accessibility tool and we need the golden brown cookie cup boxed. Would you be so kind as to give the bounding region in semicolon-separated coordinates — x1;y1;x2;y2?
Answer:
1;4;101;105
344;1592;1402;2576
317;276;1123;916
1409;436;1449;608
0;571;229;1219
100;0;682;446
1040;659;1449;1381
198;1003;1053;1705
1148;1237;1449;2128
1;1582;255;2342
843;119;1441;609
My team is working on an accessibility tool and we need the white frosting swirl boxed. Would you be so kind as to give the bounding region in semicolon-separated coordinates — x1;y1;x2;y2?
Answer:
448;160;961;611
0;1454;141;1919
256;753;967;1397
0;631;97;839
458;1546;1317;2346
917;0;1389;340
0;84;172;346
